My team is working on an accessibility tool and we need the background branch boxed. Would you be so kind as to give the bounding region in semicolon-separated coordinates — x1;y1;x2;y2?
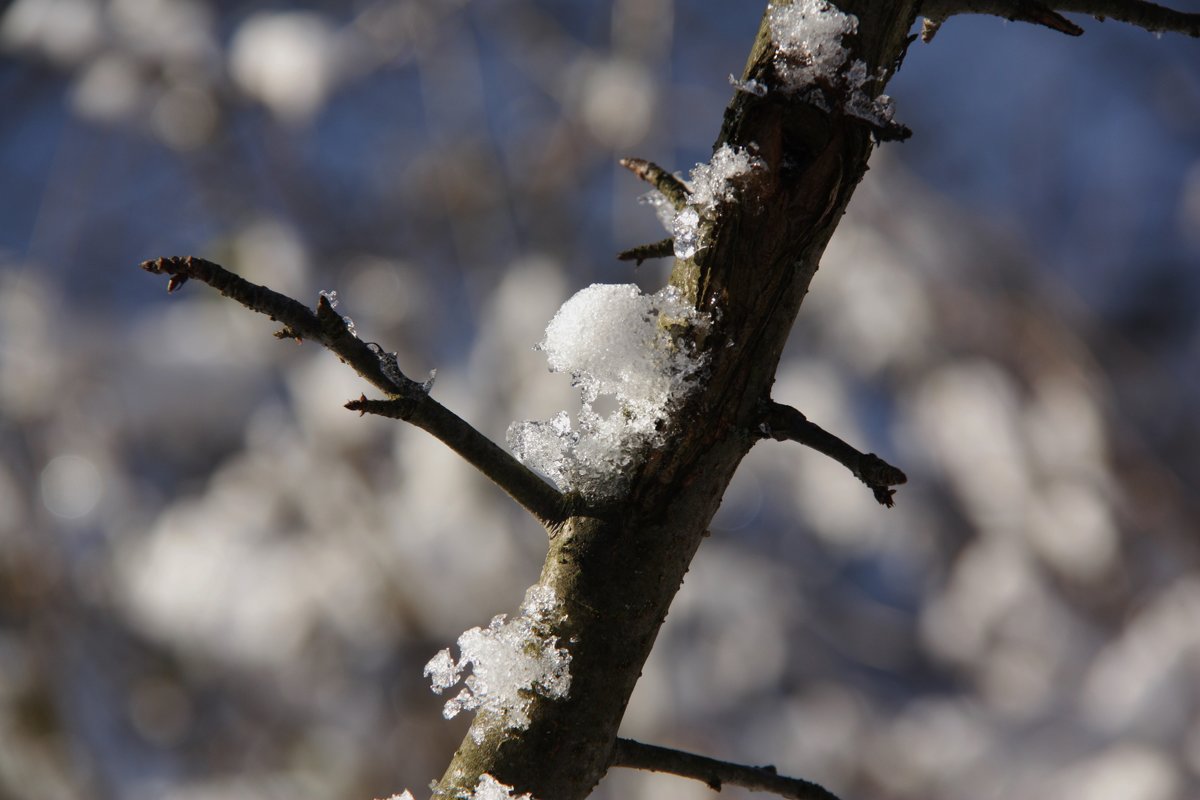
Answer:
922;0;1200;35
611;738;842;800
140;256;566;528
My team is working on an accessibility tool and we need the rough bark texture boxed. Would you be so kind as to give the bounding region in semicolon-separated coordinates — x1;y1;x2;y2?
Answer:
432;3;920;798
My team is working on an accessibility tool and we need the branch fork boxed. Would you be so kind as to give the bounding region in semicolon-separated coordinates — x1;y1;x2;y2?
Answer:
140;256;566;528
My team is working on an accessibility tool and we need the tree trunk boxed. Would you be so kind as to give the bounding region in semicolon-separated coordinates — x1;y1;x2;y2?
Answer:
432;3;920;798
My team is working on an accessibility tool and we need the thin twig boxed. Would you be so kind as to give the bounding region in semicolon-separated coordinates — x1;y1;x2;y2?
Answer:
618;158;690;210
761;401;907;507
611;738;842;800
617;238;675;265
921;0;1200;36
140;256;566;527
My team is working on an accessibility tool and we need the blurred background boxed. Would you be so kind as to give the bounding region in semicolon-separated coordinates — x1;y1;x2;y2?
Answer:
1;1;1199;799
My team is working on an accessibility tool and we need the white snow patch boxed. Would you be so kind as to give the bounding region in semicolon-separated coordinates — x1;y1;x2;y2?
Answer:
506;283;709;498
672;206;703;260
466;774;537;800
641;144;762;259
688;144;762;211
767;0;895;127
424;585;571;745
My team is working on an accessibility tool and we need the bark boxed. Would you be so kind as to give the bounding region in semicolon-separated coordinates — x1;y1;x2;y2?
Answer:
431;3;921;798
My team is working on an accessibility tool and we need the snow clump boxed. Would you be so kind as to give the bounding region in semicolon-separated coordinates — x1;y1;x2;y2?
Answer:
506;283;709;498
424;584;571;744
641;144;763;260
466;774;538;800
767;0;895;126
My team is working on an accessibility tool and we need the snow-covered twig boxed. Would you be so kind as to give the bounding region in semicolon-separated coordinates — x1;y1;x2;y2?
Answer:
761;400;907;507
611;738;843;800
140;255;566;528
618;157;689;210
921;0;1200;38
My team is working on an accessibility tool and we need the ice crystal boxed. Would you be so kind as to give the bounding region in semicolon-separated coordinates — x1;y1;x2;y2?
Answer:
424;585;571;745
729;73;768;97
466;774;537;800
506;283;709;497
672;207;701;259
640;189;678;232
642;144;762;261
766;0;895;127
687;145;762;211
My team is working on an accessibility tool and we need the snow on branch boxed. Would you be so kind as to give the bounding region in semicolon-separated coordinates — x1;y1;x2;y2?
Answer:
139;255;566;528
763;1;911;141
761;400;907;507
611;738;843;800
425;585;571;746
920;0;1200;39
506;283;710;499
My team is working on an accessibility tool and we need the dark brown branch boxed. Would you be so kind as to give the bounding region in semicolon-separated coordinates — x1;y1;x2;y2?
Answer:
618;238;675;265
140;256;566;528
922;0;1200;36
761;401;907;507
611;738;842;800
618;157;690;210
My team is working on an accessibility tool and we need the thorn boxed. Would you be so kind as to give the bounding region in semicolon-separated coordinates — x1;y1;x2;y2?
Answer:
346;394;369;416
618;157;690;209
617;238;675;265
1012;1;1084;35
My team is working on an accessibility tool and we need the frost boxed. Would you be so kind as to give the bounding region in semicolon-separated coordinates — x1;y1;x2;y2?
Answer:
687;144;762;212
766;0;896;127
375;793;415;800
423;585;571;745
640;144;763;262
639;189;678;233
319;289;359;338
672;207;701;259
767;0;856;84
465;774;537;800
729;73;768;97
507;283;709;497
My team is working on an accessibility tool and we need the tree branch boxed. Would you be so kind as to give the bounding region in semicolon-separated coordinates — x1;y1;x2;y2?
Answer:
761;401;907;507
140;256;566;528
611;738;842;800
617;238;675;265
618;157;690;210
921;0;1200;37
